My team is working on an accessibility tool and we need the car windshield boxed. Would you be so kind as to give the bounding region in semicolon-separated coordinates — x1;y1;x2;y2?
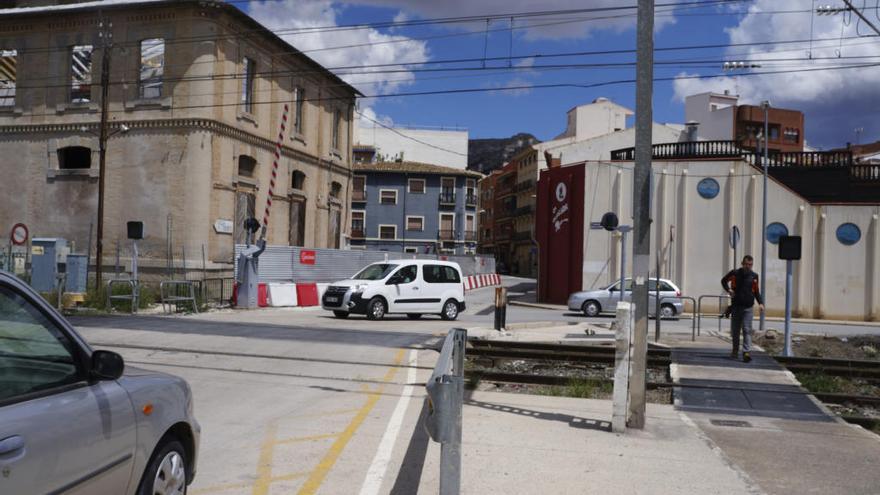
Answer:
353;263;398;280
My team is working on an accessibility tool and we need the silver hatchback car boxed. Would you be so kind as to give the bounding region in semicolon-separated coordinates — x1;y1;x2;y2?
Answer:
0;271;199;495
567;277;684;318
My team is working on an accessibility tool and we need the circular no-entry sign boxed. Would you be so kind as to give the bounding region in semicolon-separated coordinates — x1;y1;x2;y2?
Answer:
10;223;28;246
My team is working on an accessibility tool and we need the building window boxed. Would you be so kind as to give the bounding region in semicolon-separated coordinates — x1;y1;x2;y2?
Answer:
70;45;93;103
836;223;861;246
408;178;425;194
379;225;396;240
294;86;305;136
696;178;720;199
238;155;257;178
407;216;424;231
352;175;366;201
332;108;342;150
139;39;164;99
330;181;342;199
0;49;16;106
404;247;418;254
380;189;397;205
769;126;779;140
465;214;475;238
242;57;255;113
58;146;91;169
289;199;306;246
351;211;365;238
766;222;788;245
291;170;306;190
783;128;799;144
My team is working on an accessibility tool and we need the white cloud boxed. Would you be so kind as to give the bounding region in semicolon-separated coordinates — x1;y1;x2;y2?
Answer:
672;0;880;146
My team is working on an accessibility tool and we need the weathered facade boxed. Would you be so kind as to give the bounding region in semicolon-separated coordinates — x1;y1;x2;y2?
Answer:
0;0;358;273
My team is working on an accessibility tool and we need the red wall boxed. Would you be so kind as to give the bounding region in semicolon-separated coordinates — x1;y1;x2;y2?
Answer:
536;164;585;304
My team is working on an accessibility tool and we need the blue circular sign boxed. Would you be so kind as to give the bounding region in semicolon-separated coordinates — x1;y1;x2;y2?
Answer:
697;178;720;199
766;222;788;245
836;223;861;246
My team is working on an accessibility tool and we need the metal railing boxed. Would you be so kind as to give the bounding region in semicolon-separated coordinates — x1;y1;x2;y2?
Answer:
350;228;365;239
107;279;139;314
465;193;478;206
439;192;457;205
423;328;467;495
192;277;234;307
160;280;200;314
352;189;367;201
696;294;732;336
662;296;697;341
438;229;456;241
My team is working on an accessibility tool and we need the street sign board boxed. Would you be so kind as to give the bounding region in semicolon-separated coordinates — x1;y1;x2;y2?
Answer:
299;250;316;265
729;225;741;249
10;223;28;246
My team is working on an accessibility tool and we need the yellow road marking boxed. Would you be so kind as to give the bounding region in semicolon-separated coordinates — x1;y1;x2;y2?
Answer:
192;471;309;495
292;408;362;420
252;421;279;495
274;432;339;446
296;348;406;495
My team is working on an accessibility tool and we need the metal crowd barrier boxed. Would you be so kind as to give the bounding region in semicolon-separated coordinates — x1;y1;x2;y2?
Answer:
661;296;697;341
423;328;467;495
107;279;138;314
696;294;732;336
160;280;200;314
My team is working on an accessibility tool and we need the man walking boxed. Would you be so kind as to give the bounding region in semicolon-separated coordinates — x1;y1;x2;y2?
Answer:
721;255;765;362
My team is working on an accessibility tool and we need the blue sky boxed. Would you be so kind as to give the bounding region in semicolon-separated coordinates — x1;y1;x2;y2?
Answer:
241;1;880;148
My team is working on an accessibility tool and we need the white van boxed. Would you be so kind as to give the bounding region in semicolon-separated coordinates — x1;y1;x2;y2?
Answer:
321;260;466;320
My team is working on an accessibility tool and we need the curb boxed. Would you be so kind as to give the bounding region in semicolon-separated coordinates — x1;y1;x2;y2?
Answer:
508;300;567;311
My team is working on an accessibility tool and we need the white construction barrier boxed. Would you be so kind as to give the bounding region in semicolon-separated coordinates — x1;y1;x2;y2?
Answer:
267;283;298;307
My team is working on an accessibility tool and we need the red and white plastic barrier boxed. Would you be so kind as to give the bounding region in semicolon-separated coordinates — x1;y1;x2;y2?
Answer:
464;273;502;291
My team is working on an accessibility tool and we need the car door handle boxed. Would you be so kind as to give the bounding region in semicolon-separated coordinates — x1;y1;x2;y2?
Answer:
413;287;420;290
0;436;24;456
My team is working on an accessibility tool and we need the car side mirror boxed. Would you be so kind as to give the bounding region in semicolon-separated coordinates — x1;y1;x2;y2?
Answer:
91;350;125;380
608;287;616;292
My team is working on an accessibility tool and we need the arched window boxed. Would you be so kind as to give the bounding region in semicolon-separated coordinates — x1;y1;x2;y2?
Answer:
291;170;306;190
237;155;256;178
58;146;92;169
330;181;342;199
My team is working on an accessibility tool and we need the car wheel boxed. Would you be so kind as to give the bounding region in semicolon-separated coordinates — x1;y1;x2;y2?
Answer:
440;300;459;321
660;303;676;319
138;438;188;495
366;297;386;320
406;313;422;320
333;311;349;319
582;300;601;317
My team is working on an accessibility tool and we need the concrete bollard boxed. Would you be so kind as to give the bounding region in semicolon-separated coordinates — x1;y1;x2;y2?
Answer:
612;301;634;433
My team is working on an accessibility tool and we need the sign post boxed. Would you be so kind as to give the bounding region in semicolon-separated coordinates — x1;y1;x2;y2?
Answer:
778;235;802;357
729;225;740;268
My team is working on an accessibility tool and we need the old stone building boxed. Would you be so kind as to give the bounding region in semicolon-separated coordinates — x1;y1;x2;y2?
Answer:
0;0;359;273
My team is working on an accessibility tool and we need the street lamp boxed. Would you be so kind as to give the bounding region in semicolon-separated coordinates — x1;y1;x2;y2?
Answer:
760;100;770;332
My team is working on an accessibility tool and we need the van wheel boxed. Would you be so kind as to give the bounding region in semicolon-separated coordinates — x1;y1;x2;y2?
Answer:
333;311;349;319
137;438;188;495
366;297;386;320
440;300;459;321
406;313;422;320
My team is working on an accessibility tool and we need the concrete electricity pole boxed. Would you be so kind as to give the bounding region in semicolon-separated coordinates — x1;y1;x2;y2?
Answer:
759;100;769;333
628;0;654;429
95;14;112;291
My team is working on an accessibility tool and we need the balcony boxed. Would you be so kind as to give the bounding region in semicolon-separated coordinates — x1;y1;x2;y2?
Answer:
438;229;456;241
465;193;478;207
610;140;746;161
350;228;365;239
439;192;456;206
352;189;367;202
464;231;477;241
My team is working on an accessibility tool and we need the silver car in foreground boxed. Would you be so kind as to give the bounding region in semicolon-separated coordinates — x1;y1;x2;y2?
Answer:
0;271;199;495
567;277;684;318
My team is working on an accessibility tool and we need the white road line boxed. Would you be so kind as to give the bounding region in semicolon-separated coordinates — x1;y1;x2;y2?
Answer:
358;349;419;495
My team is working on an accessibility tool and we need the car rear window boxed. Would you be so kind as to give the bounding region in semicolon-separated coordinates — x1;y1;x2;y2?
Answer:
423;265;461;284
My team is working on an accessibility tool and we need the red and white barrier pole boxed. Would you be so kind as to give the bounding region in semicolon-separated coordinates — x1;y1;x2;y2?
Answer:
260;103;290;241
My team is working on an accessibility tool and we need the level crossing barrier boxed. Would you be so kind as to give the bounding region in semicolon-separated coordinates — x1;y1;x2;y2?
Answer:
661;296;697;341
696;294;732;336
107;279;138;314
423;328;467;495
160;280;200;314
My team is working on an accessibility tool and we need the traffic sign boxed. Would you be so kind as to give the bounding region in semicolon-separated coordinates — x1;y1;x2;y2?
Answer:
729;225;741;249
10;223;28;246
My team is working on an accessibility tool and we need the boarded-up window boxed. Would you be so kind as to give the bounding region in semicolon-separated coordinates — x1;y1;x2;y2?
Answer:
379;226;396;240
58;146;92;169
408;179;425;193
71;45;93;103
242;57;255;113
139;39;164;99
0;49;16;106
234;192;256;245
329;208;341;248
289;199;306;246
238;155;256;178
406;216;423;231
380;190;397;205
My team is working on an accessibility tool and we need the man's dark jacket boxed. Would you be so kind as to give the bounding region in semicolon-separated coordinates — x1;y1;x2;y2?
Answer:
721;268;764;308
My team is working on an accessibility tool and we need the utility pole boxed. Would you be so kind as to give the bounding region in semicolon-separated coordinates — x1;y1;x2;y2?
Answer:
759;100;770;333
95;14;112;291
840;0;880;35
628;0;654;429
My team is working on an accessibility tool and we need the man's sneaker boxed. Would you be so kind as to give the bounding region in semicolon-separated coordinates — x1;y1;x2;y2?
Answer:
743;352;752;363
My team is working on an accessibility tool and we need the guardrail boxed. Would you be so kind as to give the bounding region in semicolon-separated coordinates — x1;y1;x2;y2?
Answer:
107;279;139;314
662;296;697;341
423;328;467;495
160;280;200;314
696;294;732;336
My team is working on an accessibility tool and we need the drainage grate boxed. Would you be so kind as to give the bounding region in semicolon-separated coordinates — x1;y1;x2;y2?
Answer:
710;419;753;428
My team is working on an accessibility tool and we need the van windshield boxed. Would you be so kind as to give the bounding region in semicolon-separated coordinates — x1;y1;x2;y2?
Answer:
353;263;398;280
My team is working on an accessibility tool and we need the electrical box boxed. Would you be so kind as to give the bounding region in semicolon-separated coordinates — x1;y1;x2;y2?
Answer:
65;254;88;293
31;238;68;292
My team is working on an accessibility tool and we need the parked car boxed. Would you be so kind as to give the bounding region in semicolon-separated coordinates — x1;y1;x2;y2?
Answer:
0;270;199;495
321;260;466;320
567;278;683;318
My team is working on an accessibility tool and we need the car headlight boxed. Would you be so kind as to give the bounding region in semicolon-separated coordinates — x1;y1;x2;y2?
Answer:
353;284;368;294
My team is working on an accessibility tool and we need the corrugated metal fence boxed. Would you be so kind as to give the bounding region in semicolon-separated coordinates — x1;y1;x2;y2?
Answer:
234;245;496;282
